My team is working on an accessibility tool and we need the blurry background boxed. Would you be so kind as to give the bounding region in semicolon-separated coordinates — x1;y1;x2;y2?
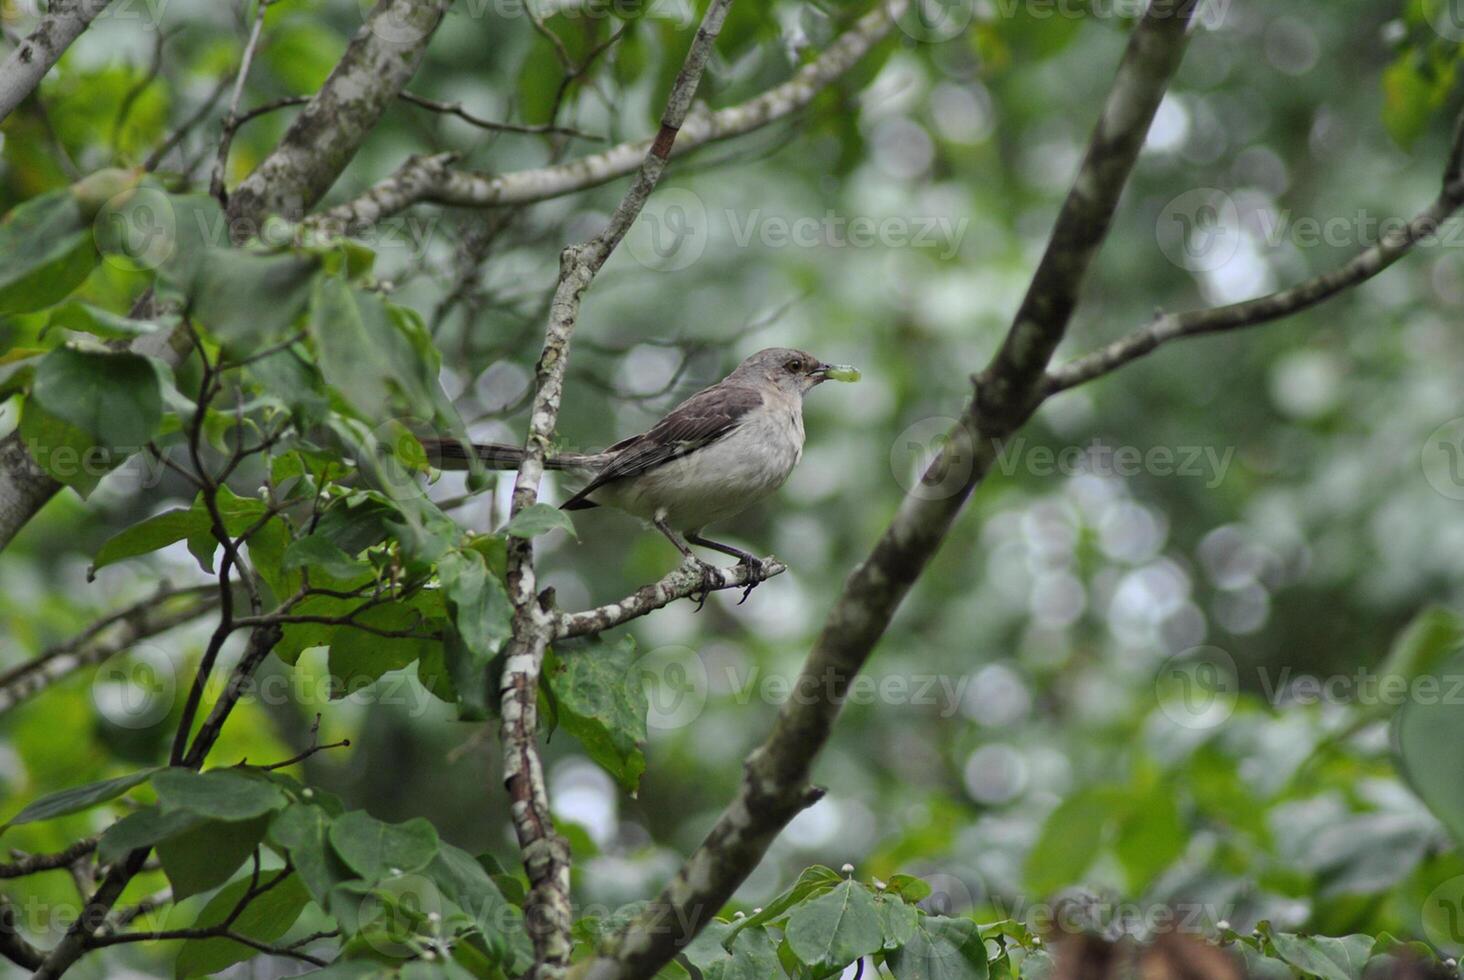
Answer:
3;0;1464;970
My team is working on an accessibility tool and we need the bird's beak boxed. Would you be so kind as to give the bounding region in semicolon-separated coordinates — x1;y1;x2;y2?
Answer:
812;362;861;384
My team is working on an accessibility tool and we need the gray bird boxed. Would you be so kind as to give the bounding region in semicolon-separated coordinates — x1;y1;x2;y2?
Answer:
426;347;859;602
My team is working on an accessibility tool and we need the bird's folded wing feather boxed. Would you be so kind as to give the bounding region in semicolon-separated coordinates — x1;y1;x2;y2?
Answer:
561;382;764;506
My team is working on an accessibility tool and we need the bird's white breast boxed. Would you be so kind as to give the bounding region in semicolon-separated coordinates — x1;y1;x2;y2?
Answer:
594;390;805;531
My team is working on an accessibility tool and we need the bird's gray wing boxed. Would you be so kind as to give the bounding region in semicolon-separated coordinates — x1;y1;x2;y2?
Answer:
560;382;764;510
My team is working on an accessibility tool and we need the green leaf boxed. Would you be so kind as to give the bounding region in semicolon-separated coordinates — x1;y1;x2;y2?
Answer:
186;248;319;356
268;803;356;906
1268;934;1375;980
329;810;440;881
1114;784;1184;892
887;915;990;980
97;805;201;864
17;398;109;496
878;893;920;950
157;813;272;902
685;920;779;980
0;190;95;314
504;502;577;539
152;767;289;820
173;869;310;978
1382;53;1455;149
48;301;166;339
1378;606;1464;691
1024;789;1114;896
282;534;368;579
427;843;530;970
1;768;157;832
784;878;885;971
1393;645;1464;847
549;635;648;794
91;507;205;574
438;549;513;661
308;277;438;421
31;346;164;449
327;602;437;695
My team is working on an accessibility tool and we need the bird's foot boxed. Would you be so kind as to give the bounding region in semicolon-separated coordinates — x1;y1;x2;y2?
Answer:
735;554;774;605
688;558;722;612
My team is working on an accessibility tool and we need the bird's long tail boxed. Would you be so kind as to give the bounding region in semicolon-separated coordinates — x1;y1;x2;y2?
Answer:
420;437;598;473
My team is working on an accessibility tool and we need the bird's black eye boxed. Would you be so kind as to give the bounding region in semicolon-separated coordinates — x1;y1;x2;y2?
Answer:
784;358;803;373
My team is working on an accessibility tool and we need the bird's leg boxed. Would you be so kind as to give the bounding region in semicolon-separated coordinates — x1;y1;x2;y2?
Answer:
686;532;771;605
655;518;719;611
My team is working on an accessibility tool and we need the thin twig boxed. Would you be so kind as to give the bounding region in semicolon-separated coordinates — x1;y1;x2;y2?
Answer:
398;90;601;140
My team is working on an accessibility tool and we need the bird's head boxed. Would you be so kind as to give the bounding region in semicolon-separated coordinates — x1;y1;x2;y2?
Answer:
731;347;861;397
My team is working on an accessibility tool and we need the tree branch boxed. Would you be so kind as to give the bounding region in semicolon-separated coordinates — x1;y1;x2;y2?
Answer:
498;1;735;975
0;895;44;970
224;0;452;234
0;586;217;717
1042;174;1464;396
585;4;1202;978
554;558;786;639
0;839;97;880
308;0;904;233
0;0;115;123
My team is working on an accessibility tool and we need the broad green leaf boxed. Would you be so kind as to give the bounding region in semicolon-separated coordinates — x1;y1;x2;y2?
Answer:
1024;788;1114;896
549;635;648;793
1378;606;1464;691
504;502;577;539
725;865;842;941
308;277;436;421
878;893;920;950
173;869;310;978
152;767;289;820
282;534;368;579
157;813;272;901
1114;784;1184;892
17;397;109;496
784;878;884;971
438;549;513;659
1268;933;1375;980
1382;53;1455;149
0;190;95;314
97;805;201;864
91;507;205;574
329;810;440;881
187;248;320;356
268;803;355;906
1;768;157;832
327;602;437;695
31;346;164;449
1393;646;1464;847
888;874;933;903
427;843;530;969
685;920;779;980
48;301;165;339
887;915;990;980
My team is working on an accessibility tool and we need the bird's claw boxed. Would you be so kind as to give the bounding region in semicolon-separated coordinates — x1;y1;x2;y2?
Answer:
736;555;771;605
689;559;721;612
